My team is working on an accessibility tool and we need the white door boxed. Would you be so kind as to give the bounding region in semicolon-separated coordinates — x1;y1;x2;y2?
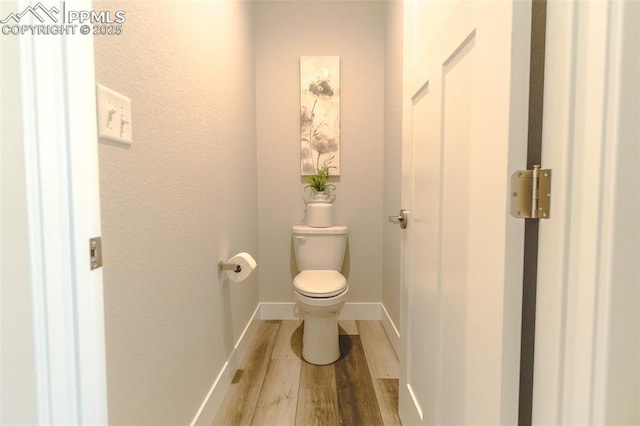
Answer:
399;1;531;424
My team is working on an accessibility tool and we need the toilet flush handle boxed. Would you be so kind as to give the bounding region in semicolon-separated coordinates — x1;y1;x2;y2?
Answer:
295;236;306;242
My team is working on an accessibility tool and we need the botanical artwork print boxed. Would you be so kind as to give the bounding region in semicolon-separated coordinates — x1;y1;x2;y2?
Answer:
300;56;340;176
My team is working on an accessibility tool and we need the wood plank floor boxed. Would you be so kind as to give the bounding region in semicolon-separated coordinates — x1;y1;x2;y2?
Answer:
213;320;401;426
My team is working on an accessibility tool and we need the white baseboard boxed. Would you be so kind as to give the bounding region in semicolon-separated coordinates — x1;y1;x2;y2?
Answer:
211;303;397;341
259;302;297;320
258;302;382;321
380;304;400;357
190;304;260;426
338;303;383;320
259;302;398;347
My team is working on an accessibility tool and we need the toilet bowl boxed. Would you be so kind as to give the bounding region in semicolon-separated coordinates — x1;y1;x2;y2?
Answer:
292;225;348;365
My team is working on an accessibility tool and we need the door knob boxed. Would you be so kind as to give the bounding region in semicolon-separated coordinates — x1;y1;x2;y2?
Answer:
388;209;409;229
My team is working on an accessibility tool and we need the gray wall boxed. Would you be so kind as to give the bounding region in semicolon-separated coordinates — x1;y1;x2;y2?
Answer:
254;0;386;304
383;0;403;330
94;2;259;424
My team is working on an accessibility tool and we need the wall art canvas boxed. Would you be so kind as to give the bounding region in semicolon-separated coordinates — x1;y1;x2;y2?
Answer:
300;56;340;176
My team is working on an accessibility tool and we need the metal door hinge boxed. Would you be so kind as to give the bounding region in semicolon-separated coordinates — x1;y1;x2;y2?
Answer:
510;165;551;219
90;237;103;270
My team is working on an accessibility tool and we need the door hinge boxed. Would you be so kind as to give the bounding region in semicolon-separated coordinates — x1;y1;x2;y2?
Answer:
90;237;103;270
510;165;551;219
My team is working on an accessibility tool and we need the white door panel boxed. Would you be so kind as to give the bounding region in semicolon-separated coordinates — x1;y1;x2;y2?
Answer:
400;1;531;424
404;81;440;425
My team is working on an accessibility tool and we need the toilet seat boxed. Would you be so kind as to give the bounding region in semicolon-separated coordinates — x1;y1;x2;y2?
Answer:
293;270;347;298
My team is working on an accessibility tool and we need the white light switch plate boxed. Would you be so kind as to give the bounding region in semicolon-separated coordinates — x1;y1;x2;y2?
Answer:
96;83;132;145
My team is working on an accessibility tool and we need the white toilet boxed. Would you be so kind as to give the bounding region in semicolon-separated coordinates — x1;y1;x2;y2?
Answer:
292;224;348;365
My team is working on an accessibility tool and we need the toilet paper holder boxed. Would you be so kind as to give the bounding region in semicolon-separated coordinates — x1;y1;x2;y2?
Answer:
218;252;257;282
218;262;242;273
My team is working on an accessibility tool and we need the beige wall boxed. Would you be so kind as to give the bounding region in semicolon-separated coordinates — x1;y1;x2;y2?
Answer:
255;1;386;303
1;1;38;421
94;2;258;424
383;0;403;329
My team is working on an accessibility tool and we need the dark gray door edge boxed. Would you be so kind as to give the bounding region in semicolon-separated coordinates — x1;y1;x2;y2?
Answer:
518;0;547;425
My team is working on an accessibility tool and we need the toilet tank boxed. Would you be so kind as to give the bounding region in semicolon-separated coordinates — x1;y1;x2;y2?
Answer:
292;225;348;271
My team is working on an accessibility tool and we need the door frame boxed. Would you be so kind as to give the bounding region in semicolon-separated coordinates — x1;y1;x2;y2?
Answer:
399;0;637;425
533;0;638;424
15;0;107;423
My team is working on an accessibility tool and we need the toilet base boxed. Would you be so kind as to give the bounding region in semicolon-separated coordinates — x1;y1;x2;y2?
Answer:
293;287;348;365
302;314;340;365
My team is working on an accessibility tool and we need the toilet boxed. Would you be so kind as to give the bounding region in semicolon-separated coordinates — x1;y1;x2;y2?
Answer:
292;224;348;365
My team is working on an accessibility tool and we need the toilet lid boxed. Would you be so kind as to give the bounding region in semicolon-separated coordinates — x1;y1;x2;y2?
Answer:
294;270;347;298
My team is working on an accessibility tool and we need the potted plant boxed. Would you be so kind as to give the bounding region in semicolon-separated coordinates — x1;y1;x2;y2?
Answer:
304;157;336;202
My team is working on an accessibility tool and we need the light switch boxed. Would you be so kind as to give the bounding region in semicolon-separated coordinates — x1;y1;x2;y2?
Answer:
96;83;132;145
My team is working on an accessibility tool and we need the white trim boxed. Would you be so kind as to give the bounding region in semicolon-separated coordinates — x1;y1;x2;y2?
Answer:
339;303;382;320
259;302;298;320
20;14;77;424
534;1;579;421
232;305;262;374
407;383;424;422
258;302;399;352
380;304;400;357
258;302;383;321
258;301;398;352
63;4;108;422
190;305;260;426
590;1;626;422
536;0;636;424
17;0;107;423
